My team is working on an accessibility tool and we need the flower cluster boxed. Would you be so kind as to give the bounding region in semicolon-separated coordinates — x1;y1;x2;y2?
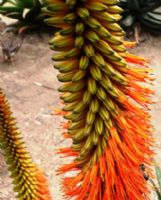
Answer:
0;88;51;199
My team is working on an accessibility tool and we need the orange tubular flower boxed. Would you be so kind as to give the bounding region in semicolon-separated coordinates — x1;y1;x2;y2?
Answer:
0;88;52;200
44;0;154;199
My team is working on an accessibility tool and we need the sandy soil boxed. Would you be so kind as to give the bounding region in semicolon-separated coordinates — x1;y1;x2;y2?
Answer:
0;20;161;199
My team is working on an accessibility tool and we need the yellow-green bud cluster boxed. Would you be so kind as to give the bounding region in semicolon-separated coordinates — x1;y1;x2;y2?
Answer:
44;0;128;165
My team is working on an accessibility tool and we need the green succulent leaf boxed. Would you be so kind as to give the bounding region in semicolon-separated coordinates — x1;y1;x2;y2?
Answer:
0;0;47;33
119;0;161;33
156;192;161;200
155;165;161;192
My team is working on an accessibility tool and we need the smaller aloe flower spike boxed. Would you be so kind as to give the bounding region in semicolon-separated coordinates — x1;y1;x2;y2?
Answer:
0;87;52;200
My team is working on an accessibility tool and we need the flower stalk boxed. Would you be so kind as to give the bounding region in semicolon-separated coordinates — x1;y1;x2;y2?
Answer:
44;0;154;199
0;87;51;200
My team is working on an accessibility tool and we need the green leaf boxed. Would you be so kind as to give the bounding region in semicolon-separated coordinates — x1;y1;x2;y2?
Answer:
6;12;23;20
0;0;46;32
0;5;22;12
156;165;161;191
156;191;161;200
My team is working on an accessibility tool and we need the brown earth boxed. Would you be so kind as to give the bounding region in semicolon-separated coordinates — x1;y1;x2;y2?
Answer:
0;18;161;200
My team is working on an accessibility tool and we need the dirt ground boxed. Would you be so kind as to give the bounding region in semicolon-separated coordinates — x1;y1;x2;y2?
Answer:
0;18;161;200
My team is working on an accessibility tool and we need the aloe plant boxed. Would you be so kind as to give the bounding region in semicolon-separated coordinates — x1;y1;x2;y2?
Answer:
119;0;161;34
0;0;157;199
43;0;154;199
0;87;51;199
0;0;46;33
